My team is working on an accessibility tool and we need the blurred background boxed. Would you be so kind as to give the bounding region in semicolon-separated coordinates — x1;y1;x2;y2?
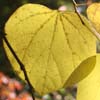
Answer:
0;0;100;100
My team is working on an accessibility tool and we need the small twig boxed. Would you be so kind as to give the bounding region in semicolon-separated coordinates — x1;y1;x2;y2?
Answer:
1;30;35;100
72;0;85;25
75;3;87;6
72;0;100;40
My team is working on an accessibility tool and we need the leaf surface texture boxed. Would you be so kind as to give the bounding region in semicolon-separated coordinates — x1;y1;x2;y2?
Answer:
4;4;96;95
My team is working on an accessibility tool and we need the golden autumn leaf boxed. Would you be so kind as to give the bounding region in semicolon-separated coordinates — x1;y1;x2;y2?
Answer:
4;4;96;95
87;3;100;33
77;54;100;100
64;55;96;87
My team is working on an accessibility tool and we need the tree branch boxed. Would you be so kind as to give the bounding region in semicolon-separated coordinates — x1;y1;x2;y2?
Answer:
72;0;85;25
0;30;35;100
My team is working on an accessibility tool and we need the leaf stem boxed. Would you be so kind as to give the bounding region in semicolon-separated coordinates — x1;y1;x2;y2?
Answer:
72;0;85;25
1;30;35;100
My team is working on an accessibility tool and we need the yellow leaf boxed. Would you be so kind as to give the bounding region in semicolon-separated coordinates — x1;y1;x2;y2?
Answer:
77;54;100;100
64;55;96;87
87;3;100;33
4;4;96;95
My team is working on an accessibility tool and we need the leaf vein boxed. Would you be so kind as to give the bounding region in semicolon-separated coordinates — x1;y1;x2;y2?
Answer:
62;14;90;51
15;11;53;25
60;15;77;68
22;12;56;62
41;14;58;94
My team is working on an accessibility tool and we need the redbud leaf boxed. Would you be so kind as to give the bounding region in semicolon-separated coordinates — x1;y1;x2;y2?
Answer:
87;3;100;33
77;54;100;100
4;4;96;95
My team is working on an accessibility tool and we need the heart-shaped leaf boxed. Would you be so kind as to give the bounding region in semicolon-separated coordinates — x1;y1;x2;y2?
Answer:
4;4;96;95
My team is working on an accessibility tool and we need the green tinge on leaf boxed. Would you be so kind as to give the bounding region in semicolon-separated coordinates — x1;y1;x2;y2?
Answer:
4;4;96;95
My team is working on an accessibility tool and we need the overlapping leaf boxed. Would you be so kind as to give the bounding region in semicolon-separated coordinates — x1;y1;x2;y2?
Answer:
87;3;100;33
4;4;96;95
64;55;96;87
77;54;100;100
